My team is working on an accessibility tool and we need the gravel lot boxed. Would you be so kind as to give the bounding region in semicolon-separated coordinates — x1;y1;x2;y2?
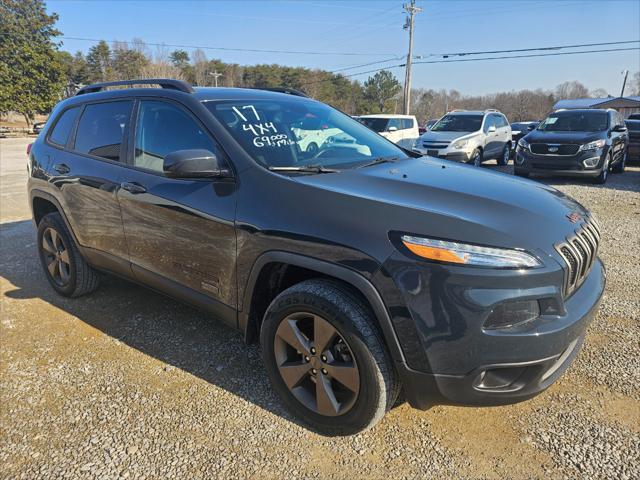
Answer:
1;137;639;479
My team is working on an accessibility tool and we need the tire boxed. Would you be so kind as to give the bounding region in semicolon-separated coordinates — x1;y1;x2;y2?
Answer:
612;149;627;174
592;154;610;184
37;212;100;297
498;144;510;166
306;142;319;155
469;148;483;167
260;279;399;436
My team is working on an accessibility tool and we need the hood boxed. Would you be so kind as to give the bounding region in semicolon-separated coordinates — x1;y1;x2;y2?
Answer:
525;130;604;145
294;157;590;255
419;130;477;143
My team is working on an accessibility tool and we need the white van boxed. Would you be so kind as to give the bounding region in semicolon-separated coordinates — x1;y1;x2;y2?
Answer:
357;114;419;149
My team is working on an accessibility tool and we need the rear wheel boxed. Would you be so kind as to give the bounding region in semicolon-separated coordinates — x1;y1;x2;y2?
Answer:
37;212;100;297
497;144;510;166
260;279;398;436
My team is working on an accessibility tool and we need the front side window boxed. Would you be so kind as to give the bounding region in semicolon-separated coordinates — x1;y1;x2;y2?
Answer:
538;111;609;132
483;115;495;133
359;117;389;133
387;118;402;131
49;107;80;146
74;101;133;161
205;99;407;170
134;100;218;172
431;114;483;133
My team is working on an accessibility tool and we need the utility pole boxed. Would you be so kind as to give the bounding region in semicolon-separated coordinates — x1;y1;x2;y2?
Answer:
402;0;421;114
620;70;629;97
209;70;223;87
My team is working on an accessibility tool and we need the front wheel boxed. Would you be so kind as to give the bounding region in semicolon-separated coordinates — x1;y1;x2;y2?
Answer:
260;279;399;436
469;148;483;167
592;155;610;184
612;149;627;173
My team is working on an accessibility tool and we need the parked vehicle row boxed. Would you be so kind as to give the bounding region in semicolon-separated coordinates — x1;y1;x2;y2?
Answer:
28;79;605;435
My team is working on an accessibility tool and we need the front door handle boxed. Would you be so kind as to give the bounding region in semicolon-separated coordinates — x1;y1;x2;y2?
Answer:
120;182;147;194
53;163;70;174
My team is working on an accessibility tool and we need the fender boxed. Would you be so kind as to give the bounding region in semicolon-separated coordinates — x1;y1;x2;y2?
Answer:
240;250;407;367
29;189;80;245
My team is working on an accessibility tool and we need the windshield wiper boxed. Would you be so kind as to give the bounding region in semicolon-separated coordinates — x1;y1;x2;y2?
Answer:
356;156;400;169
268;165;339;174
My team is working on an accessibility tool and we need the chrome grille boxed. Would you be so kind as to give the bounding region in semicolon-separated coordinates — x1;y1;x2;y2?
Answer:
555;217;601;297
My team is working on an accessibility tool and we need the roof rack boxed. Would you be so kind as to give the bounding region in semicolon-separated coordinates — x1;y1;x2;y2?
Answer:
75;79;194;96
257;87;309;98
484;108;499;113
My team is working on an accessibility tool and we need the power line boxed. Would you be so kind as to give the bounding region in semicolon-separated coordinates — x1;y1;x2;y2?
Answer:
424;40;640;58
56;35;397;57
410;46;640;65
402;0;422;114
301;46;640;86
329;56;403;74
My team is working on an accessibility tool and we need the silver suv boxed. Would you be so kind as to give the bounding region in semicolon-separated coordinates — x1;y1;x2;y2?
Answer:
413;109;512;166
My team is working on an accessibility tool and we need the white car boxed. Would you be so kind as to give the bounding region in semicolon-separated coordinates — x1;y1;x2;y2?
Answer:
413;110;512;167
356;114;419;150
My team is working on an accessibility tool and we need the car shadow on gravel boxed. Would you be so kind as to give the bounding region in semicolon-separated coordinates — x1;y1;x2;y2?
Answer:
0;219;308;431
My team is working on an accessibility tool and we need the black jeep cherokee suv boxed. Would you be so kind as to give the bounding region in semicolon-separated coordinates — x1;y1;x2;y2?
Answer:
514;108;628;183
28;79;605;435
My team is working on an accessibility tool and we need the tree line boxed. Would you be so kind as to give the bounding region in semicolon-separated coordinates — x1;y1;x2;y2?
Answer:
2;0;639;127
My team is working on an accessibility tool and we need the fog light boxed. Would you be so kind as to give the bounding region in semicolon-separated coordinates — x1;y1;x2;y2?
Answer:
583;156;600;168
484;300;540;329
515;153;525;165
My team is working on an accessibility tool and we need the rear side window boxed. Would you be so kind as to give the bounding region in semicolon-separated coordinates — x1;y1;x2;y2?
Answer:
49;107;80;146
74;101;133;161
134;100;218;172
401;118;414;129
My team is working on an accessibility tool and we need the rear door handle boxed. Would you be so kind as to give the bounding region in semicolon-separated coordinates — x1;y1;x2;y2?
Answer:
53;163;70;174
120;182;147;194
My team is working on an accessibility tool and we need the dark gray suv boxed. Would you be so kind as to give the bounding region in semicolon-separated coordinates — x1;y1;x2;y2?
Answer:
28;79;605;435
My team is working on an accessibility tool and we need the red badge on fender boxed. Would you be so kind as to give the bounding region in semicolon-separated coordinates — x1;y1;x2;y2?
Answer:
566;212;582;223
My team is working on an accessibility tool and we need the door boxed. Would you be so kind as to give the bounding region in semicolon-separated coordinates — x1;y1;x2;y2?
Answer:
482;115;499;157
49;100;132;260
117;99;237;323
610;112;627;162
495;114;511;151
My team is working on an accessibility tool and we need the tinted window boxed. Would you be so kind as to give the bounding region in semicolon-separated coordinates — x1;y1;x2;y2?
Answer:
401;118;414;130
538;111;608;132
431;114;483;132
74;101;132;161
205;99;406;170
625;120;640;131
387;118;401;131
134;100;218;173
359;117;389;132
49;107;80;146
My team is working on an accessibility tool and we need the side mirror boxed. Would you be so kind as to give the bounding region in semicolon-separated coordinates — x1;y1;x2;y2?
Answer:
527;124;536;131
388;126;398;132
488;125;497;133
163;149;231;179
612;125;627;133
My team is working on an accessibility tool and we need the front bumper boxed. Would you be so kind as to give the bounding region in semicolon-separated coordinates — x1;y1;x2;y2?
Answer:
514;146;606;177
375;252;605;409
413;146;472;163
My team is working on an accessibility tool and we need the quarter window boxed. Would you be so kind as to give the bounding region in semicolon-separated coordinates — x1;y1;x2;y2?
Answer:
73;101;133;161
49;107;80;146
401;118;414;130
134;100;218;173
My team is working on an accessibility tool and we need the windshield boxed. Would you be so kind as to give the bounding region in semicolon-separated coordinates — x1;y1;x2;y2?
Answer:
358;117;389;133
431;114;483;132
538;111;608;132
204;99;407;170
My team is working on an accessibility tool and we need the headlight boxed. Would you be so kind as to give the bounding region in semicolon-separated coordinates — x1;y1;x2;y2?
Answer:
579;139;605;152
401;235;542;268
517;138;529;150
452;139;468;149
